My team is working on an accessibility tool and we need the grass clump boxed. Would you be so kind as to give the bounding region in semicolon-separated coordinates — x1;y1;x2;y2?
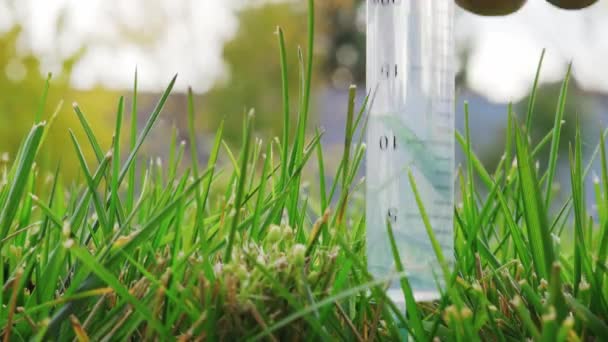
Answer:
2;3;608;341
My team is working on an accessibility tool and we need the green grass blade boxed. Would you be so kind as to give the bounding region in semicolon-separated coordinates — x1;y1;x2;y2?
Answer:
34;72;52;123
127;68;139;212
251;271;410;341
525;49;546;131
544;64;571;208
118;74;177;184
68;245;168;336
224;111;254;262
197;121;223;247
248;256;332;340
109;97;124;230
407;170;465;314
386;220;426;341
565;295;608;337
464;102;478;222
315;128;328;241
505;103;514;183
277;26;290;191
0;122;45;241
72;104;106;164
68;130;110;237
596;130;608;290
337;85;357;224
251;144;271;238
300;0;315;154
569;122;586;295
186;87;201;182
514;119;555;281
512;296;541;340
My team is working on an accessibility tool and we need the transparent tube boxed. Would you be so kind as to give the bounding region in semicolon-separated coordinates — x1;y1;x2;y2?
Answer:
366;0;454;303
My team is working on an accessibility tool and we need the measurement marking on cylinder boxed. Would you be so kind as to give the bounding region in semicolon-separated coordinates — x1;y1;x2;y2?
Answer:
434;199;453;206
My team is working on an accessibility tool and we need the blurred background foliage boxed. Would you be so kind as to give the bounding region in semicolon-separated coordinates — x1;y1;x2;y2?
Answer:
0;26;117;180
202;3;316;142
0;0;606;180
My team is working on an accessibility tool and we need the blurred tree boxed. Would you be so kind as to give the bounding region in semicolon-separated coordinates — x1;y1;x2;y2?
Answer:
0;26;115;181
202;2;320;143
517;83;590;160
477;82;591;171
318;0;365;87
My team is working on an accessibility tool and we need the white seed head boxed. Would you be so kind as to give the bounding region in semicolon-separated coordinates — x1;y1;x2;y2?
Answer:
281;209;290;225
542;306;556;322
266;224;281;243
213;262;223;275
563;316;575;328
511;296;522;307
551;233;561;245
538;279;549;291
444;305;458;316
63;239;75;249
273;256;288;269
9;245;21;257
62;221;71;237
282;226;294;240
308;271;320;283
291;244;306;265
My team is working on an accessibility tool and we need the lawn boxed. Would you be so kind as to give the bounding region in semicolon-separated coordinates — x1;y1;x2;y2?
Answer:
2;1;608;341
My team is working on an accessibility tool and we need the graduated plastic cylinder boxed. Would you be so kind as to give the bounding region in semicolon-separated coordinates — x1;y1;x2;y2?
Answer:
366;0;454;303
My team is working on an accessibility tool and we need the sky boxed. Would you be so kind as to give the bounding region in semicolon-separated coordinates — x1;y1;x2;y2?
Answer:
456;0;608;102
1;0;608;102
0;0;240;93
